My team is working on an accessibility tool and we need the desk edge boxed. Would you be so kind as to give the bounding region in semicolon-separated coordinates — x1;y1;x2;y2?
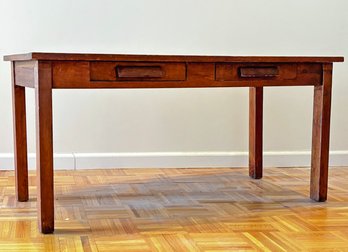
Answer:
3;52;344;63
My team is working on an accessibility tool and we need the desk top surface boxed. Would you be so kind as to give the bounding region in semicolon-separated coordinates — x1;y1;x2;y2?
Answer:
3;52;344;63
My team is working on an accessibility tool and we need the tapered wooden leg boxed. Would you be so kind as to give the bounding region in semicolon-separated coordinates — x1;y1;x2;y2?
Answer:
35;62;54;233
11;62;29;202
249;87;263;179
310;63;333;202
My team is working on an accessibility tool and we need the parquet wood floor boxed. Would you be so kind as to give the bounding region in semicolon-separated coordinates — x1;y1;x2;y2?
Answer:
1;167;348;251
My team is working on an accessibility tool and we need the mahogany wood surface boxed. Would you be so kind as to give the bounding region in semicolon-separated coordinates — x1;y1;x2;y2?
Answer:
90;62;186;81
310;63;333;201
52;61;323;89
3;52;344;62
35;61;54;234
249;87;263;179
13;61;36;88
4;52;344;234
11;62;29;202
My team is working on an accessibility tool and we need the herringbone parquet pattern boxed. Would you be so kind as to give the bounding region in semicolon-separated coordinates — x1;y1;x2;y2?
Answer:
1;167;348;251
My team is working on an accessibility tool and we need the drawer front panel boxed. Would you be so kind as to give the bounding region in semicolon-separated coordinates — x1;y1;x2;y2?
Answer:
216;63;298;81
52;61;322;88
90;62;186;81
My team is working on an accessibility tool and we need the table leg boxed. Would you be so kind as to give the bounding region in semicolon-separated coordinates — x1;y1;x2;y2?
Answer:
35;62;54;233
12;62;29;202
249;87;263;179
310;63;333;202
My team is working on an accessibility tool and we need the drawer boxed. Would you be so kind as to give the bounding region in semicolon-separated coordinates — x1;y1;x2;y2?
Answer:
215;63;298;81
90;62;186;81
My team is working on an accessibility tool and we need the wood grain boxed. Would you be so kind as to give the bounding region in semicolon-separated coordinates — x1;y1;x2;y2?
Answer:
11;62;29;202
310;63;333;202
53;61;324;89
90;62;186;81
3;52;344;63
13;61;37;88
216;63;297;81
35;61;54;233
249;87;263;179
1;167;348;251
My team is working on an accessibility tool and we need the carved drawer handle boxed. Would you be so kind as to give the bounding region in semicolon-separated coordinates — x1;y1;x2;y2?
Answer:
116;66;164;79
239;66;279;78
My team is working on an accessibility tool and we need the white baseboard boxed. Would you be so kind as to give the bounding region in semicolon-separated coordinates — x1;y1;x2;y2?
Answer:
1;151;348;170
0;153;75;170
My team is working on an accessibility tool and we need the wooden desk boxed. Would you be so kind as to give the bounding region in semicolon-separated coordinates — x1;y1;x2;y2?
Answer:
4;53;344;233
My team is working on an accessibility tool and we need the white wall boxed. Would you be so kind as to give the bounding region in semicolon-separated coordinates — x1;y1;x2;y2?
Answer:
0;0;347;169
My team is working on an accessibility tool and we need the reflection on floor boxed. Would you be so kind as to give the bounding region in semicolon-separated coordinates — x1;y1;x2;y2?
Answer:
0;167;348;251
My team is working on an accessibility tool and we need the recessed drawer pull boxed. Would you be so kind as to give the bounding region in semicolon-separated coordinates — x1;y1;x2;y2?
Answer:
239;66;279;78
116;66;164;79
